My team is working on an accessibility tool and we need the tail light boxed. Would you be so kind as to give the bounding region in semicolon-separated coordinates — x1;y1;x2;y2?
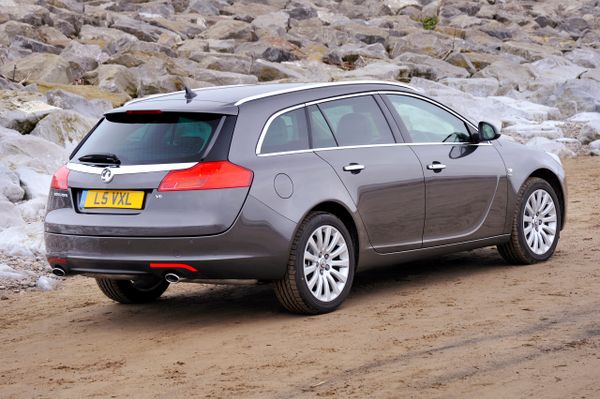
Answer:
50;166;70;190
158;161;253;192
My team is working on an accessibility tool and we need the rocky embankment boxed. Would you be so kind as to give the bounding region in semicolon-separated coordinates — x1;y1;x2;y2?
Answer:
0;0;599;284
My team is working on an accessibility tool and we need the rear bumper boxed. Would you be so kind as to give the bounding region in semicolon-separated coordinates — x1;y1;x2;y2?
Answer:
44;196;296;281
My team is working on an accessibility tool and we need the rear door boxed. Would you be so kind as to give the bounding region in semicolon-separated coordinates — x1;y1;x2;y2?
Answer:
45;112;251;237
311;94;425;253
383;94;507;247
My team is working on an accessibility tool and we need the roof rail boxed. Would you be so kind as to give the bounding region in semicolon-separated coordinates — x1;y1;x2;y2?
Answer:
124;84;253;106
233;80;416;106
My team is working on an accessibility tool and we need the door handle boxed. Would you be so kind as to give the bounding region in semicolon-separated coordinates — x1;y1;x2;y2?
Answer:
427;162;446;172
343;163;365;174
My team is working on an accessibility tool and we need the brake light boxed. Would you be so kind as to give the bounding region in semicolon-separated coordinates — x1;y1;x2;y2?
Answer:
158;161;253;192
50;166;69;190
126;110;163;115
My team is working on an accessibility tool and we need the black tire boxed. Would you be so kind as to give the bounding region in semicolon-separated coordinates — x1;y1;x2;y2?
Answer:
274;212;356;314
96;278;169;304
497;177;561;265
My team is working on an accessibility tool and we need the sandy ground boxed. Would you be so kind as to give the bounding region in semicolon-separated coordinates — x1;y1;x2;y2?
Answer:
1;157;600;398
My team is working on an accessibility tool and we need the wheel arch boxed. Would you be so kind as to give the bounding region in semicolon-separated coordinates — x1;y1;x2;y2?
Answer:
528;168;566;230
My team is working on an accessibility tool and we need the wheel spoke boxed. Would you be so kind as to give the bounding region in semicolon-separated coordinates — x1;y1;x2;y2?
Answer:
541;224;556;235
330;243;348;259
323;275;331;301
304;252;319;263
330;268;347;283
304;264;317;274
307;271;319;289
325;231;340;253
326;273;340;295
308;236;319;254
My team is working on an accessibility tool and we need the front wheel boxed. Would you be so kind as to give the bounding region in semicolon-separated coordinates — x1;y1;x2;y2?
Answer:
274;212;356;314
497;177;561;264
96;277;169;304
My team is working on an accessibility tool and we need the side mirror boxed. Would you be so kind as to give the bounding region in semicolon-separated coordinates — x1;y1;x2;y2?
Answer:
475;121;500;142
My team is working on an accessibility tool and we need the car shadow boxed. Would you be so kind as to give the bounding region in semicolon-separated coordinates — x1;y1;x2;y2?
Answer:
77;247;513;331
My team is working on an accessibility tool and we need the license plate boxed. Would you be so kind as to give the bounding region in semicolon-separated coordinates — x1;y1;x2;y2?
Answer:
81;190;145;209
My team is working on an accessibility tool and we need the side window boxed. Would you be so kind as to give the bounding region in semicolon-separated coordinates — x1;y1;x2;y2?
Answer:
318;96;395;146
261;108;309;154
307;105;337;148
386;95;470;143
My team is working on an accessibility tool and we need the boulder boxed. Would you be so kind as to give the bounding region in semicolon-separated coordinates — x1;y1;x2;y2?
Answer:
528;56;587;84
0;53;81;85
250;59;307;81
79;25;138;47
502;121;564;140
29;110;96;150
324;43;388;65
501;41;561;62
388;31;455;59
0;91;60;134
474;60;536;93
0;163;24;203
0;200;25;229
565;48;600;68
83;64;138;97
439;77;499;97
525;137;576;158
236;38;302;62
252;11;289;37
0;126;67;175
590;139;600;156
192;68;258;86
343;23;389;45
334;62;407;81
394;53;470;80
60;41;109;76
44;89;112;119
203;19;255;41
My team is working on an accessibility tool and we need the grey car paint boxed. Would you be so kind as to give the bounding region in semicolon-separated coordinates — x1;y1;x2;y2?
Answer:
44;81;567;281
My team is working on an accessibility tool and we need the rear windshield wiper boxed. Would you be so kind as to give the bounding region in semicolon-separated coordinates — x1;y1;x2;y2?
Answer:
78;153;121;166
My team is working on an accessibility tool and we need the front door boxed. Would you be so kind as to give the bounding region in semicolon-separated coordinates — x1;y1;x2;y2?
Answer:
383;94;507;247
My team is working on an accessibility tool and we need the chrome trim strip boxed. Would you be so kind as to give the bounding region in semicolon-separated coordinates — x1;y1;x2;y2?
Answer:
67;162;197;175
257;142;492;157
256;90;481;156
235;80;417;106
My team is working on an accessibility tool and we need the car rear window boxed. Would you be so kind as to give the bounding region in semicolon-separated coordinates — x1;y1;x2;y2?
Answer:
72;112;224;165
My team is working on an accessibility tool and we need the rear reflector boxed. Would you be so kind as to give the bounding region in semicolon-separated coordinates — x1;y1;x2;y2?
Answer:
158;161;253;192
150;263;198;272
50;166;69;190
47;257;67;266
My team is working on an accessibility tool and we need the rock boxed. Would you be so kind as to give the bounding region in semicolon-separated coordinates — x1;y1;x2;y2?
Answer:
444;52;477;75
565;48;600;68
580;69;600;83
17;196;46;223
324;43;388;65
394;53;470;80
555;138;582;154
343;23;389;45
502;121;564;140
44;89;111;119
29;110;96;150
0;163;24;203
110;15;175;43
545;79;600;116
590;139;600;156
287;2;318;20
192;69;258;86
203;19;255;41
60;42;109;75
188;52;252;75
334;61;407;81
558;17;589;39
525;137;576;158
388;31;455;59
83;64;138;97
382;0;421;14
78;25;138;47
501;41;561;62
439;77;499;97
236;38;302;62
11;35;61;55
474;60;536;93
207;39;236;53
0;126;67;175
0;92;60;134
528;56;587;84
252;11;289;37
0;53;81;85
186;0;227;15
37;276;60;291
250;59;307;81
15;167;51;199
577;120;600;144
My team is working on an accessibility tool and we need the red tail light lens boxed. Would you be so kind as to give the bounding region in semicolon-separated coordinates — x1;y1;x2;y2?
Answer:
50;166;69;190
158;161;253;192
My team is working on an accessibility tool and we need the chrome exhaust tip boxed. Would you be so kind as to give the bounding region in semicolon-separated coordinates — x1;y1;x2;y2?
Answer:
165;273;181;284
52;267;66;277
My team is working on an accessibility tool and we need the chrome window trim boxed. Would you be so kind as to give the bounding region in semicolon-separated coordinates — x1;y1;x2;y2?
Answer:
257;142;493;157
235;80;417;106
67;162;197;175
256;90;479;156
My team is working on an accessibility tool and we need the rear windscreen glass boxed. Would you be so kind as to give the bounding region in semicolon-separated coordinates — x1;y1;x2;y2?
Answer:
72;113;224;165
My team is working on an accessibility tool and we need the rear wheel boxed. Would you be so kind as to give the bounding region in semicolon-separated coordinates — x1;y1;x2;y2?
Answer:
274;212;355;314
497;177;561;264
96;277;169;304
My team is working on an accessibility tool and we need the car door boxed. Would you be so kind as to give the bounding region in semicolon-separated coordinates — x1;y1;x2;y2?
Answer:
310;94;425;253
383;93;508;247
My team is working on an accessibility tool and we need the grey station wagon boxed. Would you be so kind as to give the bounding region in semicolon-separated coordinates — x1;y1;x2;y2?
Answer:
45;81;566;314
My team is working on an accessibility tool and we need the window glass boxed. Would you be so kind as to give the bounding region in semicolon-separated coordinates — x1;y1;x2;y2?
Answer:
386;95;470;143
73;113;223;165
261;108;309;154
318;96;395;146
307;105;337;148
